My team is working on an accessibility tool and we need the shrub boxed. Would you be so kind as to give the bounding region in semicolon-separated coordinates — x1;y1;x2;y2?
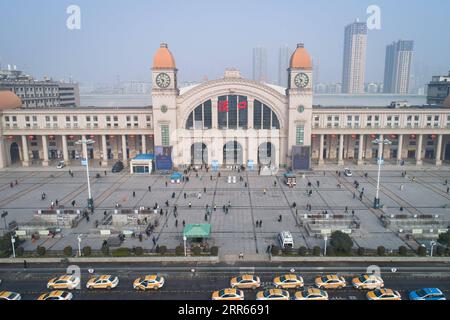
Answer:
357;247;366;256
270;245;280;256
16;247;25;257
112;247;131;257
191;246;201;256
330;231;353;254
210;246;219;256
398;246;407;256
298;246;308;256
155;245;160;253
437;231;450;246
158;245;167;255
37;246;46;256
435;245;445;256
63;246;73;257
175;246;184;256
377;246;386;256
326;247;335;256
417;246;427;256
312;246;321;256
82;246;92;257
134;246;144;256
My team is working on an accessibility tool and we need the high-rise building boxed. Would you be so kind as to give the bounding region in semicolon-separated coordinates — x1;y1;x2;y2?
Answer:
383;40;414;94
341;20;368;94
252;47;268;83
278;45;291;87
0;66;80;108
427;71;450;105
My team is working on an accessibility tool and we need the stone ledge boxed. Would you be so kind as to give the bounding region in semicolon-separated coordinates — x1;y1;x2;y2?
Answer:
270;256;450;263
0;256;220;264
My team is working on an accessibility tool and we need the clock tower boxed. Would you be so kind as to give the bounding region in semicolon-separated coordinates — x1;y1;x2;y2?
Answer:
151;43;179;162
286;43;313;169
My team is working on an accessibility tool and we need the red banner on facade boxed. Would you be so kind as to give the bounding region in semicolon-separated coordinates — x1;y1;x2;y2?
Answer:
218;100;229;112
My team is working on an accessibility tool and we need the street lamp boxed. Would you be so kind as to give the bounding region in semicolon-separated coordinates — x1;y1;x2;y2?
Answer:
324;235;328;256
430;241;436;257
77;234;83;257
11;234;16;259
75;139;95;211
183;236;187;257
372;138;392;209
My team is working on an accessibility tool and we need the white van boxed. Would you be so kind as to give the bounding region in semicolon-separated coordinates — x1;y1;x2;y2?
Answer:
278;231;294;249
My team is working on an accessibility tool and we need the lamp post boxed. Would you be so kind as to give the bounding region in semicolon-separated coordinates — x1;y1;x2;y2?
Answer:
75;139;95;210
11;235;16;258
430;241;436;257
77;234;82;257
372;138;392;209
324;235;328;256
183;236;187;257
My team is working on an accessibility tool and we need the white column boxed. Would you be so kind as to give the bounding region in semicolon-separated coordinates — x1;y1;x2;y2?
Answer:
42;135;49;167
62;135;70;164
378;134;384;159
122;135;128;165
81;135;88;159
416;134;423;165
318;134;324;165
211;98;218;129
102;135;108;167
141;134;147;154
397;134;403;163
357;134;364;165
435;134;443;166
0;137;6;169
338;134;344;165
21;135;30;167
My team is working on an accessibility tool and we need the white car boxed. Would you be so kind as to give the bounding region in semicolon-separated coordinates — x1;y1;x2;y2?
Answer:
352;274;384;290
47;275;80;290
344;168;352;177
57;161;66;169
0;291;22;300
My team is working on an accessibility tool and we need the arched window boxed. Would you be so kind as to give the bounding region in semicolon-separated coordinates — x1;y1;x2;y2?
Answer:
217;95;248;130
186;100;212;130
253;100;280;129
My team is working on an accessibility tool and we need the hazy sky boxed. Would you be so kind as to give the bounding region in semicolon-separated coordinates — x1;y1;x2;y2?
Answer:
1;0;449;85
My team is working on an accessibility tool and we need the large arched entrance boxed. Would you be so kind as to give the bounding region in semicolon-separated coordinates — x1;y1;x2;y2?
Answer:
10;142;20;164
223;141;243;165
191;143;208;165
258;142;275;166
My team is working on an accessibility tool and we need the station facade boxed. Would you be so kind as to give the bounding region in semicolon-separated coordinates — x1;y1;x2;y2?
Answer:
1;43;450;170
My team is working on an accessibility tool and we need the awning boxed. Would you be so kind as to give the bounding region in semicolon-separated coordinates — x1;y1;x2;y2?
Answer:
170;172;183;180
183;224;211;238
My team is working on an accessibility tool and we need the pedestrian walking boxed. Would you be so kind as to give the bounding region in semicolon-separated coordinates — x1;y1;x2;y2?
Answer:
152;236;156;245
71;200;76;207
352;210;355;217
165;181;168;187
189;202;192;208
400;184;404;191
55;199;59;206
317;181;320;187
148;186;151;192
23;260;27;269
239;252;244;260
133;191;136;198
353;192;356;199
447;186;449;194
175;219;178;227
182;220;186;227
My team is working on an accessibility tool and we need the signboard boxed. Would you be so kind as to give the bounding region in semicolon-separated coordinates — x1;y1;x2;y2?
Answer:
412;229;423;234
377;158;384;165
247;160;254;171
211;160;219;171
155;146;173;170
81;158;87;166
292;146;310;170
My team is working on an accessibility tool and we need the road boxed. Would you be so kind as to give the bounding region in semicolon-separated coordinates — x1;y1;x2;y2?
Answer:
0;261;449;300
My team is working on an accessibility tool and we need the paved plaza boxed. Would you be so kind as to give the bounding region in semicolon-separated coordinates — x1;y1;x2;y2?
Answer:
1;164;449;258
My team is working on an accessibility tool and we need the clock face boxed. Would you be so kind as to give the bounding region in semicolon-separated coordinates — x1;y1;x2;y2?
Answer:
161;105;168;113
156;73;171;88
294;73;309;88
297;105;305;113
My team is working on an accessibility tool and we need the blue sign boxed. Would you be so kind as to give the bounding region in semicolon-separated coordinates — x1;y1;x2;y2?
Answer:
247;160;254;171
81;158;87;166
211;160;219;171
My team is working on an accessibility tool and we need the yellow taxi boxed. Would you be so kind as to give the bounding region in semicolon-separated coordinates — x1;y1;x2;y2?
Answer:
86;275;119;290
294;288;329;300
273;274;304;289
211;288;244;300
230;274;261;290
352;274;384;290
315;274;346;289
133;275;165;291
37;291;73;300
0;291;22;300
47;275;80;290
256;289;290;300
367;289;401;300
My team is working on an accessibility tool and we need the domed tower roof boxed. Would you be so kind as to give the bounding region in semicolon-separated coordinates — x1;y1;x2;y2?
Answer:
0;90;22;110
290;43;312;69
152;43;176;70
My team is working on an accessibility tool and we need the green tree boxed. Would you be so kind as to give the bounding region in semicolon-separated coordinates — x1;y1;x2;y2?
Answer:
398;246;407;256
437;231;450;246
298;246;308;256
82;246;92;256
377;246;386;256
37;246;46;256
134;247;144;256
175;246;184;256
210;246;219;256
330;231;353;254
312;246;321;256
63;246;73;257
417;246;427;256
